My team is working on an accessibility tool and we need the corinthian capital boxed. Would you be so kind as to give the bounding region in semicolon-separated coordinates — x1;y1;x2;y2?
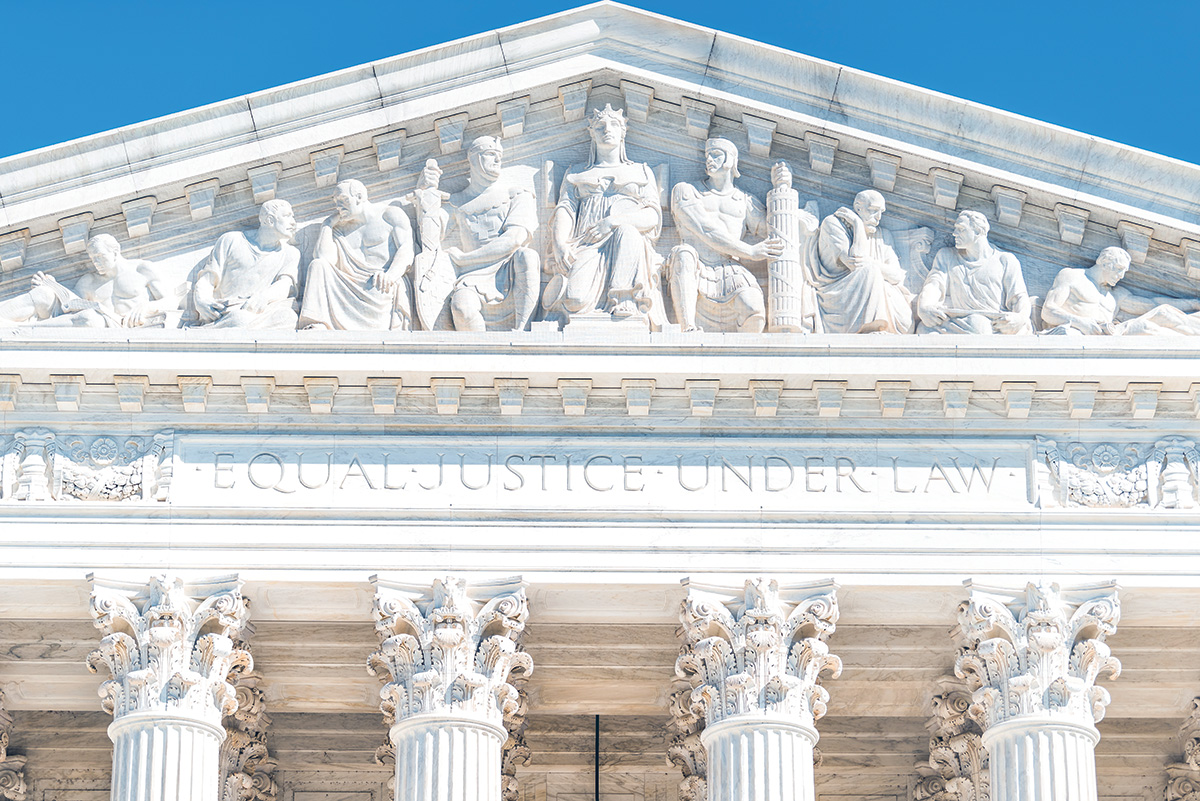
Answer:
954;581;1120;731
86;574;251;725
367;576;532;726
0;691;26;801
675;577;841;728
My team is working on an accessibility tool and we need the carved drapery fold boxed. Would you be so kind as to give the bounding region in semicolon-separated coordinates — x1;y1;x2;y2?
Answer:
912;678;988;801
0;691;26;801
674;578;840;801
1165;698;1200;801
368;576;533;801
954;581;1119;801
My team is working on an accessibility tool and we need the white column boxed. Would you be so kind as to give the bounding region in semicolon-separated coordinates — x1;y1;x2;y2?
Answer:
675;578;841;801
956;581;1121;801
368;576;532;801
88;575;250;801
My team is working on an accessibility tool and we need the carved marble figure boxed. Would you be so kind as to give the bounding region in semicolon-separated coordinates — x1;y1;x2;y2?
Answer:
191;200;301;330
299;180;415;331
916;210;1032;334
415;137;540;332
0;234;178;329
816;190;914;333
1040;246;1200;335
542;104;664;326
665;138;779;333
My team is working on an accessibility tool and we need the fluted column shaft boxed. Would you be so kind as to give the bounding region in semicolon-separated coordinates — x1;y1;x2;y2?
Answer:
109;713;225;801
390;715;506;801
701;717;816;801
88;575;249;801
955;582;1120;801
983;718;1099;801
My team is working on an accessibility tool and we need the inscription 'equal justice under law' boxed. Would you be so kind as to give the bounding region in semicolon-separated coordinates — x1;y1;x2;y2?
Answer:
211;451;1006;496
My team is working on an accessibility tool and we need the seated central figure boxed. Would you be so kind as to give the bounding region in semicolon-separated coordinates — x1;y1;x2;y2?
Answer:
542;104;663;326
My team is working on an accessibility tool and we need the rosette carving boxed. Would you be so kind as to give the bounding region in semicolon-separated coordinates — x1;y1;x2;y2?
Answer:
912;679;988;801
0;691;26;801
954;582;1120;731
675;578;841;729
86;574;251;725
367;576;533;726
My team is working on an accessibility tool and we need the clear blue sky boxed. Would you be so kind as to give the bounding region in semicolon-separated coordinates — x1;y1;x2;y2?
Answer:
3;1;1197;164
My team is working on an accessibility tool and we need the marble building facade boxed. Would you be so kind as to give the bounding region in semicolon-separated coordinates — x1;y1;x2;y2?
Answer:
0;4;1199;801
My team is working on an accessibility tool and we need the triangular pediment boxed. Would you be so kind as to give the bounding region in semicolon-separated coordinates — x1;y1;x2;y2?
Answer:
1;1;1198;317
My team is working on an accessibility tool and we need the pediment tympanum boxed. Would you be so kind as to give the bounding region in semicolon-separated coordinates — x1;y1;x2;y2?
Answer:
1;3;1198;343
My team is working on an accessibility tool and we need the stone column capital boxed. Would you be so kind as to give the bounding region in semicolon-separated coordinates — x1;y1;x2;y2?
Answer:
87;574;251;727
368;575;533;727
954;581;1121;731
676;577;841;730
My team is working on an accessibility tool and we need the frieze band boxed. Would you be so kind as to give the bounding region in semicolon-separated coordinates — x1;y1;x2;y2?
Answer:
4;108;1199;338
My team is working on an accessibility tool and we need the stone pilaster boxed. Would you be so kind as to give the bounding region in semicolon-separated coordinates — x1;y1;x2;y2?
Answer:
675;578;841;801
0;690;26;801
368;576;532;801
912;678;988;801
220;621;278;801
955;582;1120;801
1164;698;1200;801
87;575;251;801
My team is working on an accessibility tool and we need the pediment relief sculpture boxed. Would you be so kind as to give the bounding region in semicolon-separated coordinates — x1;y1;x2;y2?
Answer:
0;234;182;330
542;104;666;328
413;137;541;332
3;95;1199;340
298;179;416;331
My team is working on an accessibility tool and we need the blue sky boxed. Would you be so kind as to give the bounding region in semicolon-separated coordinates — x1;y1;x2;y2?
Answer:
3;1;1197;164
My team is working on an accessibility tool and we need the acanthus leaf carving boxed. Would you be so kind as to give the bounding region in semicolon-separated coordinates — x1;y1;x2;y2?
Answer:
87;574;252;726
368;576;533;726
220;621;278;801
954;581;1120;732
675;577;841;729
0;691;26;801
912;678;988;801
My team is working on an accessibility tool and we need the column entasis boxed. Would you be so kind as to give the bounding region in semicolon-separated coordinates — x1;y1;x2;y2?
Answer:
675;578;841;801
955;582;1121;801
87;575;250;801
368;576;532;801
